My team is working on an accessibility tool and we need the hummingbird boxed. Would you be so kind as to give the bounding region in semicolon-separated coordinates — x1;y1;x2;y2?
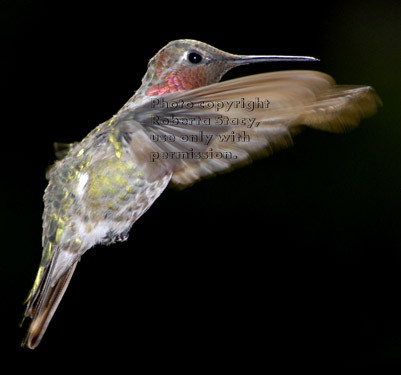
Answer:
21;39;381;349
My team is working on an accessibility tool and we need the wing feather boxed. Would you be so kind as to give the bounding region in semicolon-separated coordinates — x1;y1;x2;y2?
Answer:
120;70;381;187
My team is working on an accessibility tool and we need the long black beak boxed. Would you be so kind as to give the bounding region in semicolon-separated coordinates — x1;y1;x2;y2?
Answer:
230;54;319;64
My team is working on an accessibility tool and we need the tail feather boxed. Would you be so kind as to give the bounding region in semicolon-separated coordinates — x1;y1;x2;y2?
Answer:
21;257;78;349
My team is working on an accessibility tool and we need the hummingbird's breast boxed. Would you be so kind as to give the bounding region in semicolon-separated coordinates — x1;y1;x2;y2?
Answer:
42;119;171;261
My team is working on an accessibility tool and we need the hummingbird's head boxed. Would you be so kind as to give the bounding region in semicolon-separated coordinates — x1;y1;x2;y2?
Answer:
139;39;317;97
141;39;238;97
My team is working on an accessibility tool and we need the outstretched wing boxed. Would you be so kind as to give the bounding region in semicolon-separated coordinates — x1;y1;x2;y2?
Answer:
121;70;381;187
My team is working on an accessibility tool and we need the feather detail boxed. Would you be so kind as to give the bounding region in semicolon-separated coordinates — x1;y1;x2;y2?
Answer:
21;252;78;349
123;71;381;187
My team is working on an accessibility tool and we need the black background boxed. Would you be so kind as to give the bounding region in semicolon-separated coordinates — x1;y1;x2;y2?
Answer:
2;0;401;370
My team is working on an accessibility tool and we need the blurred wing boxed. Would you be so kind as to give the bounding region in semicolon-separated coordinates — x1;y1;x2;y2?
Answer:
123;70;381;187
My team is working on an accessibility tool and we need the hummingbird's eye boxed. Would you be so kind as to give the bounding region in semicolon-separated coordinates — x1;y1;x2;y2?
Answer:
187;52;202;64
